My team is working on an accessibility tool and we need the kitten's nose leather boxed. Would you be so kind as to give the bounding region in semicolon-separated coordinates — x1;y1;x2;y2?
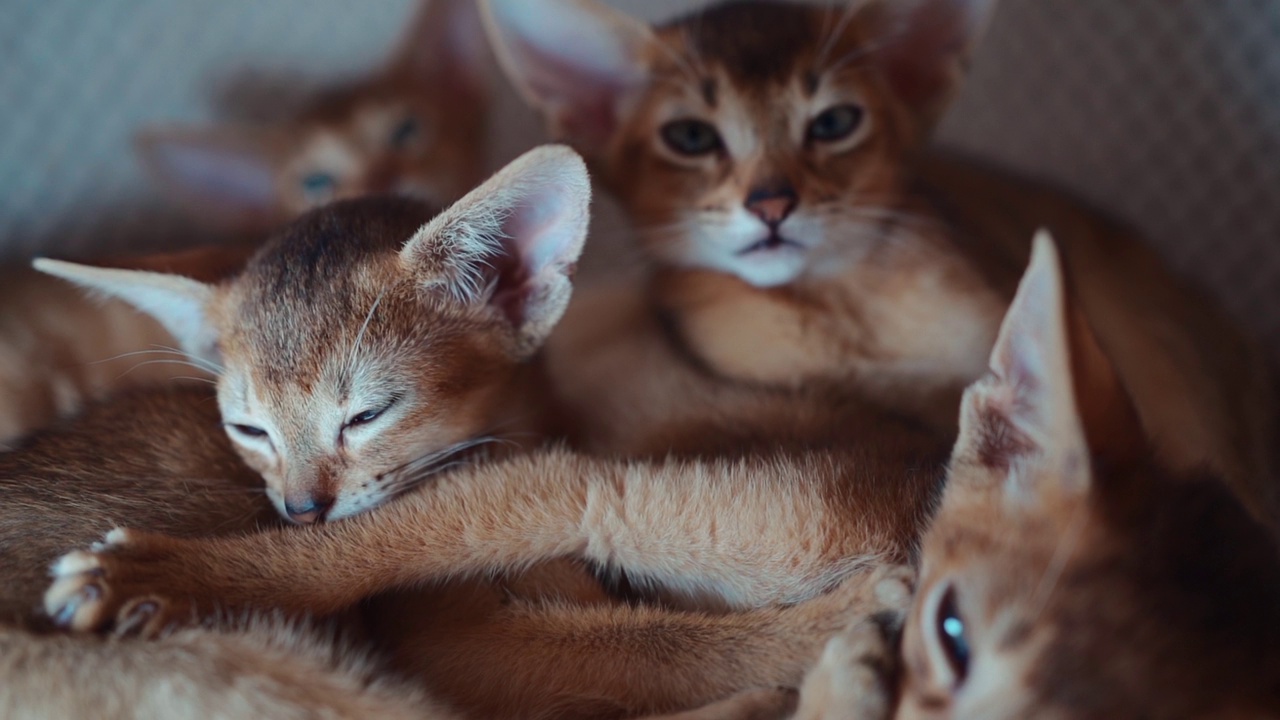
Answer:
745;186;798;227
285;495;334;524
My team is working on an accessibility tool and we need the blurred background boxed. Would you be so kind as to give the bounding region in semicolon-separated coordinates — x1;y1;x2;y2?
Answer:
1;0;1278;347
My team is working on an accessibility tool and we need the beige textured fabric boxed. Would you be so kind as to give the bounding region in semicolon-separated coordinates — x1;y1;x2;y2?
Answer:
1;0;1278;348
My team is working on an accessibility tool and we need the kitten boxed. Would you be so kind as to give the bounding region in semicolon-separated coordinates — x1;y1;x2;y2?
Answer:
791;235;1280;720
481;0;1277;527
137;0;491;234
37;146;588;524
0;0;491;446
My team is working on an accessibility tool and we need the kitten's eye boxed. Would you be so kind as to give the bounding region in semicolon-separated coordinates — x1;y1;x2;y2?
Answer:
660;119;723;156
345;399;396;429
229;424;268;439
389;116;420;149
935;586;971;685
807;104;864;143
300;172;337;199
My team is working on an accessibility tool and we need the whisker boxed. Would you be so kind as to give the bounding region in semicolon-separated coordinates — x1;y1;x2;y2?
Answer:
347;287;389;381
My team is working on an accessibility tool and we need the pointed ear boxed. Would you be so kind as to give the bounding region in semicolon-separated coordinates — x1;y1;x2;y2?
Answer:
400;145;591;358
32;258;222;368
481;0;654;153
869;0;999;129
135;127;285;233
393;0;493;102
952;232;1079;491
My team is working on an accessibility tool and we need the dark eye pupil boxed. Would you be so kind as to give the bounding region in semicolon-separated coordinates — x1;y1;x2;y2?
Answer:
808;105;863;142
938;588;970;683
661;120;722;156
391;117;419;148
301;172;336;195
350;409;380;426
233;424;266;438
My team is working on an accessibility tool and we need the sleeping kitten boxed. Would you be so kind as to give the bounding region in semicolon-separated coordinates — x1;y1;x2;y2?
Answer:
481;0;1277;528
791;234;1280;720
0;0;491;446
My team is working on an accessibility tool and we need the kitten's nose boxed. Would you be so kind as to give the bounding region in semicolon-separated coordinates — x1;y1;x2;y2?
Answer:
284;494;334;525
745;185;798;227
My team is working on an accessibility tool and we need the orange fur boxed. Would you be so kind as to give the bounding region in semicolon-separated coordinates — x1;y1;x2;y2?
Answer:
485;0;1276;526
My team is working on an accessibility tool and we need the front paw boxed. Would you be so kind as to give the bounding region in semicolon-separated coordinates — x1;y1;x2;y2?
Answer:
793;616;901;720
44;527;202;637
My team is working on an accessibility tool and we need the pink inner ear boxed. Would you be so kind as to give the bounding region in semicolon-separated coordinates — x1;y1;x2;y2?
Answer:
509;38;627;148
484;181;581;327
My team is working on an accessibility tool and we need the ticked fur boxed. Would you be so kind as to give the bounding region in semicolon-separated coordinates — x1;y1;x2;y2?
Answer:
483;0;1276;524
793;237;1280;720
138;0;492;232
37;146;591;524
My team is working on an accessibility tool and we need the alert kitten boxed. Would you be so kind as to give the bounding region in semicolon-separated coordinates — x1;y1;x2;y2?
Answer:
791;235;1280;720
481;0;1277;527
137;0;491;234
0;0;491;446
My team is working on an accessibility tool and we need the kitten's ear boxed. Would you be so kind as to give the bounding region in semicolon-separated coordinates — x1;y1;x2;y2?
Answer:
481;0;654;153
869;0;998;129
400;145;591;358
952;231;1141;495
135;127;284;233
32;258;222;367
394;0;493;101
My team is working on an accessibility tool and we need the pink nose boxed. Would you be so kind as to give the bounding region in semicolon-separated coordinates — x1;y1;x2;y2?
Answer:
744;185;798;227
284;494;333;524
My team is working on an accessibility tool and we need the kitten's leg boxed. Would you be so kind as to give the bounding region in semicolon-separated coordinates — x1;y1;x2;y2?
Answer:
45;448;926;632
639;688;798;720
380;565;913;720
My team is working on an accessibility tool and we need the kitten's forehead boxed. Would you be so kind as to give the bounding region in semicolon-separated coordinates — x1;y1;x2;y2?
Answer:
219;197;436;381
661;1;821;86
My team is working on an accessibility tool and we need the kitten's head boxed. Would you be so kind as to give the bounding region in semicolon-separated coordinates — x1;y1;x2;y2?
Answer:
483;0;994;287
898;234;1280;719
139;0;492;234
37;146;590;524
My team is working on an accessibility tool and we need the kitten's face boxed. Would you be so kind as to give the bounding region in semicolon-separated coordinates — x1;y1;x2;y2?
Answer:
608;6;916;287
139;0;490;233
211;261;513;523
41;147;591;525
275;92;485;219
484;0;986;287
901;463;1280;720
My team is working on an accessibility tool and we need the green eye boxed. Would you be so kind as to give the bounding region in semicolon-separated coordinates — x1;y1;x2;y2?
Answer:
807;104;864;143
660;119;723;156
300;172;336;198
937;586;970;685
390;116;420;149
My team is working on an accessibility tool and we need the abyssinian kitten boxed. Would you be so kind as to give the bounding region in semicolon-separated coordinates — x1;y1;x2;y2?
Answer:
0;0;490;446
481;0;1277;527
790;236;1280;720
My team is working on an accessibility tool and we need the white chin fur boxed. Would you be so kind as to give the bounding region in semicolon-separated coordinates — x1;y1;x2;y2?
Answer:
664;209;813;288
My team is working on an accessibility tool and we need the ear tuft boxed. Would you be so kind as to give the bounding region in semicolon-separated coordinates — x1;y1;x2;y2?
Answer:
401;145;591;357
871;0;999;129
33;258;223;368
135;127;283;232
481;0;654;152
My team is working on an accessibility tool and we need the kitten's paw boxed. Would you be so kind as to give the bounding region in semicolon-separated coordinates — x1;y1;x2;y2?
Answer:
867;563;916;616
44;528;200;636
793;616;899;720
